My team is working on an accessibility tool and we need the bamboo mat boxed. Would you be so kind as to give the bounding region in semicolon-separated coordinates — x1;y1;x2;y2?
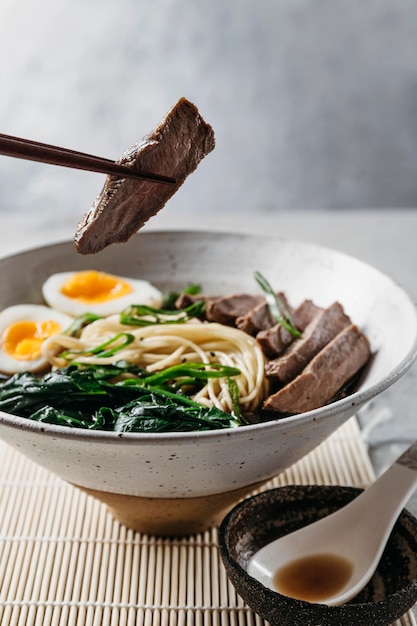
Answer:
0;417;415;626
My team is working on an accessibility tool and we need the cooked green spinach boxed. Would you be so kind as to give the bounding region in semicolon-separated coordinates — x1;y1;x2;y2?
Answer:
0;362;242;432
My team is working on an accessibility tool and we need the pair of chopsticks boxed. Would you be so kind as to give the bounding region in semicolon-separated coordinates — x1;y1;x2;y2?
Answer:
0;133;176;185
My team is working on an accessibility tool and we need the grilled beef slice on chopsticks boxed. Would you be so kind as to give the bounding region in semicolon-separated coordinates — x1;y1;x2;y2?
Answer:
74;98;215;255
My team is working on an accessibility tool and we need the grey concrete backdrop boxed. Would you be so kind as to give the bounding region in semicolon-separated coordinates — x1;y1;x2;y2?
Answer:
0;0;417;223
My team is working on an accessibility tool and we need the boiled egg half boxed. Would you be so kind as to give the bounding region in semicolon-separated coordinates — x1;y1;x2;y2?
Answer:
0;304;73;374
42;270;163;316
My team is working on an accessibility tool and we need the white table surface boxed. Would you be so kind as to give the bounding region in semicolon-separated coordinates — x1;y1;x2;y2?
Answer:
2;207;416;297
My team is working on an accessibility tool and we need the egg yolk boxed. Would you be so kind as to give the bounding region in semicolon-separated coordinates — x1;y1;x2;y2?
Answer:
61;270;133;303
2;319;62;360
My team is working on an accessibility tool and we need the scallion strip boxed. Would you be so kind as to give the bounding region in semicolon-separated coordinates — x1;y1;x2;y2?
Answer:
254;271;301;338
227;378;248;423
60;332;135;360
64;313;103;337
120;362;241;387
120;301;205;326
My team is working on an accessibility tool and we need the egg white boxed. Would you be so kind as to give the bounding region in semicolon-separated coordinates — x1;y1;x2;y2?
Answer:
0;304;73;374
42;271;163;316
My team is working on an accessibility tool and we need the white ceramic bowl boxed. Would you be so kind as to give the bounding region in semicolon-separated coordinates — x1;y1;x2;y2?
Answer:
0;231;416;535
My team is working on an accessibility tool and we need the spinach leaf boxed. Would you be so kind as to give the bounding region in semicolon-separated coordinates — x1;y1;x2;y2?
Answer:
0;362;242;432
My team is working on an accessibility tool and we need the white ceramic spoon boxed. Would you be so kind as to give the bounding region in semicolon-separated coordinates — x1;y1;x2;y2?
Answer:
247;440;417;606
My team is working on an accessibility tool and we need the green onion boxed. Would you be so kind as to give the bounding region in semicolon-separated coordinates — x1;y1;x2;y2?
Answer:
120;301;205;326
60;332;135;359
133;362;241;387
64;313;103;337
227;378;248;423
254;271;301;338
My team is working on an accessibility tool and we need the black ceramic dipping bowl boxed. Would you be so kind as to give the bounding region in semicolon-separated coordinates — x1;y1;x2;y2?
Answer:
218;485;417;626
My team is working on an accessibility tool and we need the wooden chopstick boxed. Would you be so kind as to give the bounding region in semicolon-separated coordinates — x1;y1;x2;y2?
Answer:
0;133;176;184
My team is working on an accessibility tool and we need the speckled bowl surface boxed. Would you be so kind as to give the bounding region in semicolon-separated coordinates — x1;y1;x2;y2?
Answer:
0;231;416;535
218;485;417;626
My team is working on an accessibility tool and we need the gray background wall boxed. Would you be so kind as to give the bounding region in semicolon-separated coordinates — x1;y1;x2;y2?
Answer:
0;0;416;222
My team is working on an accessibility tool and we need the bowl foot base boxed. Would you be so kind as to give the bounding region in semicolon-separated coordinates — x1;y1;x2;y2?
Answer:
74;481;267;536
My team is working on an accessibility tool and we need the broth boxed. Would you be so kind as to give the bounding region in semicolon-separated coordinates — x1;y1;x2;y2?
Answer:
273;552;353;603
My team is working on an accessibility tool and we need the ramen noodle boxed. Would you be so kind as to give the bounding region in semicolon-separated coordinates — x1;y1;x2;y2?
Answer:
42;316;268;414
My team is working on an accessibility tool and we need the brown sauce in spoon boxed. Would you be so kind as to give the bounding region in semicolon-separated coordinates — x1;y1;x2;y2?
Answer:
273;553;354;603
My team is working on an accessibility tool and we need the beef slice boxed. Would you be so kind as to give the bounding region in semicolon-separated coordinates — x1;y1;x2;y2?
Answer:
265;301;351;384
205;294;264;325
74;97;215;255
236;292;291;336
256;299;322;357
263;324;371;414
